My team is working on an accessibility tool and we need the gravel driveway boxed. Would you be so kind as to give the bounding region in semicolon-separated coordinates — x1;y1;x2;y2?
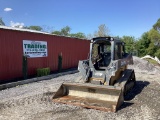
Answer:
0;57;160;120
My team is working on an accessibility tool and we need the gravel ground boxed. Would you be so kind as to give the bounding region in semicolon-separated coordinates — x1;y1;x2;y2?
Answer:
0;57;160;120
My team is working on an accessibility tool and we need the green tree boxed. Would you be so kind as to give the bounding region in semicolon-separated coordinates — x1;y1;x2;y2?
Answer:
121;36;136;53
155;49;160;58
148;28;160;45
51;26;86;39
0;18;5;26
152;18;160;47
136;32;151;57
61;26;71;36
136;31;159;57
69;32;86;39
51;30;62;35
147;29;160;58
28;26;42;31
146;42;158;56
153;18;160;33
135;18;160;58
51;26;71;36
94;24;110;37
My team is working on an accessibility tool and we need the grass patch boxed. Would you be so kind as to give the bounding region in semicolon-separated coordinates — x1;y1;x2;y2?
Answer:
37;68;50;77
144;58;158;65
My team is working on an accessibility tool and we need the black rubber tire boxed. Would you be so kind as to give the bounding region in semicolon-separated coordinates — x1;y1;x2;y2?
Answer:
123;71;136;96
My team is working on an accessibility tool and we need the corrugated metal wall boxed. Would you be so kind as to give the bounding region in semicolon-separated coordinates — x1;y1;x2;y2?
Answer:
0;28;90;81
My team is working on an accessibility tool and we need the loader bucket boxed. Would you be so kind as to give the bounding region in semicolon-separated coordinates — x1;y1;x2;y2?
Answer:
53;82;124;112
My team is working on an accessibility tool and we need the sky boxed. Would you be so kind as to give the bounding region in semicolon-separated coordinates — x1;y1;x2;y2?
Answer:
0;0;160;38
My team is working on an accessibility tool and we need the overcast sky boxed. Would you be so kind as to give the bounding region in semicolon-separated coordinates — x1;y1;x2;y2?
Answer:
0;0;160;38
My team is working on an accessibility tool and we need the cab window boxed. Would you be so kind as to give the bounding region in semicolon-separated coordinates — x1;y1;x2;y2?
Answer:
115;43;122;60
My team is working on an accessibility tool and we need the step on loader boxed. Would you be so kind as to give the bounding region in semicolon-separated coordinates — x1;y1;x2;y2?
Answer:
53;37;136;112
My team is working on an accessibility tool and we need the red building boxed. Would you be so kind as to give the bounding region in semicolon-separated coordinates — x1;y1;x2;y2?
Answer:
0;26;90;82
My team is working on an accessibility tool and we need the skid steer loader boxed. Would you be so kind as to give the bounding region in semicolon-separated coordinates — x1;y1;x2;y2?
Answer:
53;37;136;112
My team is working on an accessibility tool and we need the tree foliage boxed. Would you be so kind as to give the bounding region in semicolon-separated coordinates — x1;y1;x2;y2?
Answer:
119;18;160;58
135;32;151;56
121;36;136;53
52;26;71;36
153;18;160;33
94;24;110;37
0;18;5;26
133;18;160;58
61;26;71;36
69;32;86;39
23;26;43;31
28;26;42;31
51;26;86;39
146;42;158;56
51;30;62;35
155;49;160;58
148;29;160;44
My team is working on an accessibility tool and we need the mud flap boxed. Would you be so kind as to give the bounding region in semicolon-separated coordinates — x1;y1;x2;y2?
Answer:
53;82;124;112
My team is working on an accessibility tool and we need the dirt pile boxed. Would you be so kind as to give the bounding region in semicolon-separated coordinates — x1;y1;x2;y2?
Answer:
128;56;160;74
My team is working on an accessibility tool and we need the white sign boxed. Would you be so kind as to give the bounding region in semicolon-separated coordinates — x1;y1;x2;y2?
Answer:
23;40;48;58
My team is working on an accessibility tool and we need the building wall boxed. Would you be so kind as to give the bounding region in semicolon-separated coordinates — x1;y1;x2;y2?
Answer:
0;28;90;81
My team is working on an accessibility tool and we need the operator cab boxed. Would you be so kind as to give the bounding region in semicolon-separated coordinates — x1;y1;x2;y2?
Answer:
91;37;126;70
91;40;111;70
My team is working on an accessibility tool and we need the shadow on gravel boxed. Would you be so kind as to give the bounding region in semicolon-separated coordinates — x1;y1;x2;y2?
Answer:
118;80;150;111
124;80;150;101
43;92;55;96
118;102;134;111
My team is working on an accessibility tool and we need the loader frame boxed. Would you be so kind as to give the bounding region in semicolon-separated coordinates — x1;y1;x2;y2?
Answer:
78;37;134;85
53;37;136;112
